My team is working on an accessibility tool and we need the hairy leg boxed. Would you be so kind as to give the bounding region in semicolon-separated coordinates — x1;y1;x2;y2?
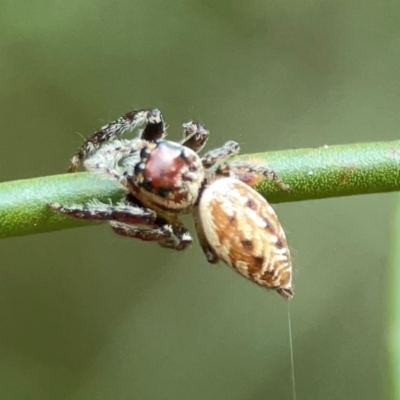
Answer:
110;222;171;241
82;138;147;185
180;121;209;153
49;200;156;225
201;140;240;168
110;220;192;251
69;108;164;172
215;161;289;191
156;220;193;251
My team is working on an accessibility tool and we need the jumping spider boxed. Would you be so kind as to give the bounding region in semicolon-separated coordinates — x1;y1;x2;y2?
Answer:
50;108;293;299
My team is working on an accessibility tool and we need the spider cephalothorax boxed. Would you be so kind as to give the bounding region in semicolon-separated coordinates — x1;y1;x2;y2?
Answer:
131;140;204;211
50;108;293;299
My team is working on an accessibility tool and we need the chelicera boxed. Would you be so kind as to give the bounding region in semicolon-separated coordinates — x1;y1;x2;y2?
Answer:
50;108;294;298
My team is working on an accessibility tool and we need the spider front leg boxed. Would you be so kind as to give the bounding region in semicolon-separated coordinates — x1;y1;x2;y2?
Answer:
110;219;192;251
69;108;165;172
215;161;290;191
180;121;210;153
49;200;156;225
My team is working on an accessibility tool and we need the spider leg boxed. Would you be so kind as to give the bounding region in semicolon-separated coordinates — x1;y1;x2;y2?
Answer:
156;220;193;251
109;222;171;241
48;200;156;225
215;161;289;191
110;219;192;251
83;138;146;185
69;108;164;172
180;121;209;153
201;140;240;168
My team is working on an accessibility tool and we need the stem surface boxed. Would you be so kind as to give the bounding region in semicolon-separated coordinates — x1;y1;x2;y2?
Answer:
1;140;399;238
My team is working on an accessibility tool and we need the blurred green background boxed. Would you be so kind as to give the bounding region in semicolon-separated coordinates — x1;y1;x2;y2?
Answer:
1;0;400;399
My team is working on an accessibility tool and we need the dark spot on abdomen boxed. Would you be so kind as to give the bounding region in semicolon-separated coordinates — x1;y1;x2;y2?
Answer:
246;199;256;209
253;256;264;267
228;214;237;224
241;239;253;250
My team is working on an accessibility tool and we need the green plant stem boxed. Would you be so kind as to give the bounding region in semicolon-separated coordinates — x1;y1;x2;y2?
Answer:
1;140;400;239
387;193;400;399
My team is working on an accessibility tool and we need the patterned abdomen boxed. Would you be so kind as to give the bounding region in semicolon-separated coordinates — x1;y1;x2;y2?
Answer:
199;178;293;299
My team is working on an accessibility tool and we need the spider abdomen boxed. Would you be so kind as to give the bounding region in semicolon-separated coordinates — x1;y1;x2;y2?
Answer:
199;178;293;298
